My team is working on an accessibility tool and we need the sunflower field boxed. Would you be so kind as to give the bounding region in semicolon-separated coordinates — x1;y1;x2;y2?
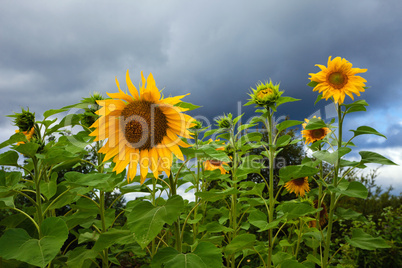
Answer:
0;57;400;267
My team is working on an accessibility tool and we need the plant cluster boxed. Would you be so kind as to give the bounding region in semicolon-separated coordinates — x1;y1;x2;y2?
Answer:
0;57;398;267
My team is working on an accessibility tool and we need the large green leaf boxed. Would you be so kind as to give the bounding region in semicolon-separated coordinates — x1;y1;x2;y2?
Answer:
312;147;351;165
278;165;319;182
0;133;26;149
277;201;317;220
0;171;23;198
151;242;222;268
345;228;390;250
237;132;262;146
224;233;256;255
304;117;327;130
14;142;40;158
351;126;386;139
40;172;58;199
359;151;397;165
328;181;368;199
93;229;134;252
0;151;19;166
336;207;362;220
64;171;121;192
276;120;303;133
127;195;184;248
248;210;281;232
0;217;68;267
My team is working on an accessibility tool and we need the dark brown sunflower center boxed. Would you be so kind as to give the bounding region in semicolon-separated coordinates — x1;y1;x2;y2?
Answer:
292;177;306;186
120;101;168;150
311;128;325;139
328;72;348;89
210;160;223;167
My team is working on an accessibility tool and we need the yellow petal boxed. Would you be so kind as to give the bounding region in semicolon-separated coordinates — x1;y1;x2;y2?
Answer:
126;70;139;100
139;150;149;184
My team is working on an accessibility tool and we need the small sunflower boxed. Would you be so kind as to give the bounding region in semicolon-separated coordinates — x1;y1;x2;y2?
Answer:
309;200;328;228
204;144;229;174
301;116;331;144
309;56;367;104
204;159;229;174
90;70;195;184
15;127;35;145
285;177;310;197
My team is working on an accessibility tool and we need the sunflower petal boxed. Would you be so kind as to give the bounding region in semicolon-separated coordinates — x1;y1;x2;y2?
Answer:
126;70;139;100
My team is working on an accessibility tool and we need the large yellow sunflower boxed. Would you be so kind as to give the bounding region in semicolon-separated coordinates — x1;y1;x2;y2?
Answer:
284;177;310;197
90;70;195;184
301;116;331;145
309;56;367;104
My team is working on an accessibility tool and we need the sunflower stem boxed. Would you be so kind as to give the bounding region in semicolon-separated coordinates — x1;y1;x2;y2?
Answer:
266;109;275;268
322;104;342;268
169;174;182;252
33;157;44;238
99;191;109;268
229;123;239;268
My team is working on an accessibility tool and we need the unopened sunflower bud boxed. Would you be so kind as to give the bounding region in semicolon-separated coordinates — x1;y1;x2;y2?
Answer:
247;80;283;107
216;113;233;129
9;108;35;132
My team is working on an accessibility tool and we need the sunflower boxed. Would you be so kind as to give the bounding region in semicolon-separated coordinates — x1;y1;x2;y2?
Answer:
301;116;331;144
309;56;367;104
204;144;229;174
90;70;195;184
15;127;35;145
309;200;328;228
285;177;310;197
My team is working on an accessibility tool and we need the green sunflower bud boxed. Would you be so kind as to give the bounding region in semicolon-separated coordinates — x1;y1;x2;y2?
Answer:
9;108;35;131
247;80;283;107
81;92;104;128
216;113;233;129
190;120;203;130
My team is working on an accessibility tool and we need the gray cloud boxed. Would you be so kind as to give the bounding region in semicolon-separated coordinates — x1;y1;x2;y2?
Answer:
1;0;402;137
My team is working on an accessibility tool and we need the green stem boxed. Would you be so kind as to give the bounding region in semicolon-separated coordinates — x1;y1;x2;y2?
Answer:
169;174;182;252
99;191;109;268
267;109;275;268
295;220;303;259
33;158;43;237
322;104;342;268
229;126;239;268
8;207;40;233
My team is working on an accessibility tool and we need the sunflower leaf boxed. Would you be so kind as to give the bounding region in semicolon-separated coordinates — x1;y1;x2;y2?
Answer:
127;195;184;249
359;151;398;165
351;126;387;139
276;96;301;108
0;217;68;268
304;117;327;130
307;81;319;88
314;94;323;105
278;165;319;182
0;133;26;150
224;233;256;255
276;120;303;132
312;147;352;165
151;242;222;268
0;151;19;166
175;101;201;111
345;229;390;250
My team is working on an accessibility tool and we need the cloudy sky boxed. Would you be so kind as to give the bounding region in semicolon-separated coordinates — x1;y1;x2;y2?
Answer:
1;0;401;195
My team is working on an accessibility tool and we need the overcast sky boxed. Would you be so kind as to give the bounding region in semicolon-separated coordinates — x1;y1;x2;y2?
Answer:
1;0;401;195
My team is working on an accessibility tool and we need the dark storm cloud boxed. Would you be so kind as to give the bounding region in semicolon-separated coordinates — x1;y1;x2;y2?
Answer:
1;0;402;141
